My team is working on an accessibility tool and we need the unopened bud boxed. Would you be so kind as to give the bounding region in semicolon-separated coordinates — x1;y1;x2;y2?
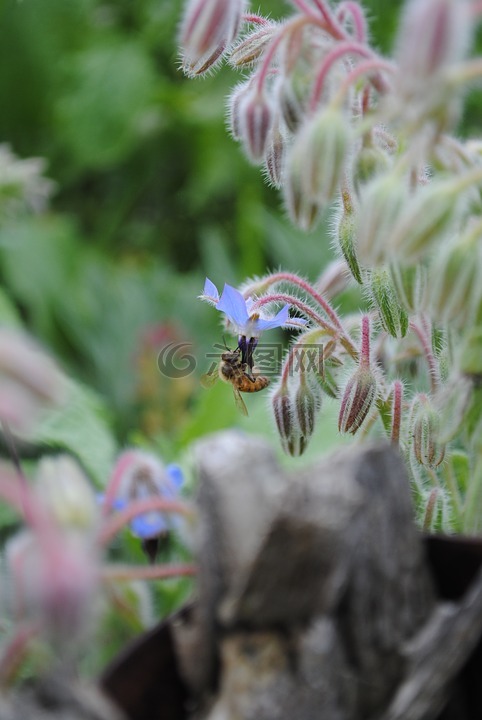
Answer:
6;529;98;647
422;487;442;532
353;144;392;189
338;366;377;434
227;81;251;140
264;118;285;188
272;383;294;449
286;108;351;207
294;376;322;439
179;0;244;76
356;171;409;266
389;180;460;263
181;43;226;77
434;374;473;443
229;23;277;67
35;455;98;533
336;199;362;284
396;0;470;86
410;394;445;467
239;89;275;163
278;75;305;132
389;262;427;313
427;225;482;328
370;267;408;338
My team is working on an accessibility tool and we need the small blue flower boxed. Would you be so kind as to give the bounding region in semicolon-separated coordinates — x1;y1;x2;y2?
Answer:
100;461;185;540
200;278;306;337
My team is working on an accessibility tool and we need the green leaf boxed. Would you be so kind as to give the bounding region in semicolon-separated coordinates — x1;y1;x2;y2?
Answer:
31;379;117;486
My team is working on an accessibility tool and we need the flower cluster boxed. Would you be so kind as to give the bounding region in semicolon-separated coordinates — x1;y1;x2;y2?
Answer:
185;0;482;534
0;331;194;679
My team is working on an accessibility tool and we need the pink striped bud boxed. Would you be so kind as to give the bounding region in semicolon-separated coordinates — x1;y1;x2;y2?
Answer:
356;171;409;266
410;394;445;468
272;383;294;451
179;0;245;77
239;89;275;163
338;366;377;435
336;198;362;284
370;267;409;339
227;81;251;140
427;223;482;329
286;108;351;207
389;262;427;314
264;118;285;188
229;23;278;68
396;0;470;84
294;376;322;439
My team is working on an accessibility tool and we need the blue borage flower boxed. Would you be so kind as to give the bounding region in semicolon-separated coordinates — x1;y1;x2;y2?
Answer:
200;277;307;337
100;462;184;540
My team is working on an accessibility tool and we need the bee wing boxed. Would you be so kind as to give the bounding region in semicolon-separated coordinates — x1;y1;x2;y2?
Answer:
200;365;218;389
232;386;248;416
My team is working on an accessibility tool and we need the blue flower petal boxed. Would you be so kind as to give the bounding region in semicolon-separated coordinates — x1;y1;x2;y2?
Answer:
166;463;184;489
131;513;167;538
217;284;249;326
256;304;290;331
203;277;219;302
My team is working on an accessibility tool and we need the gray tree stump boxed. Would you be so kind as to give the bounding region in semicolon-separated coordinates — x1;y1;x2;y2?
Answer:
171;432;482;720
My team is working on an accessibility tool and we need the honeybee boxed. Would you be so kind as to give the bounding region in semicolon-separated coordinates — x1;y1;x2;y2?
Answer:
201;347;270;416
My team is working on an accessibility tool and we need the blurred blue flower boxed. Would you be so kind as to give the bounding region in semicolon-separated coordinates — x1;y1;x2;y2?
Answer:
100;462;184;540
200;277;305;337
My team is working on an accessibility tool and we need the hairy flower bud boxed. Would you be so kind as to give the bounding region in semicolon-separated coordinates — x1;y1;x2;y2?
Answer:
338;366;377;434
272;381;308;456
396;0;470;86
353;144;392;189
239;89;275;163
227;81;251;140
370;267;408;338
229;23;277;68
356;172;409;266
294;375;322;439
336;200;362;284
389;262;427;313
287;108;351;207
36;455;98;532
272;383;294;450
278;76;306;133
179;0;245;76
410;394;445;468
264;118;285;188
389;180;460;262
427;225;482;328
434;374;473;443
6;528;98;648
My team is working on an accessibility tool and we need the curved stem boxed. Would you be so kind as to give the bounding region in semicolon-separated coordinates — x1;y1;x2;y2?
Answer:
255;15;317;93
103;563;197;582
410;318;440;393
331;56;395;109
243;13;270;25
309;40;375;112
359;314;371;369
390;380;403;446
336;1;367;42
254;292;358;358
250;272;345;329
